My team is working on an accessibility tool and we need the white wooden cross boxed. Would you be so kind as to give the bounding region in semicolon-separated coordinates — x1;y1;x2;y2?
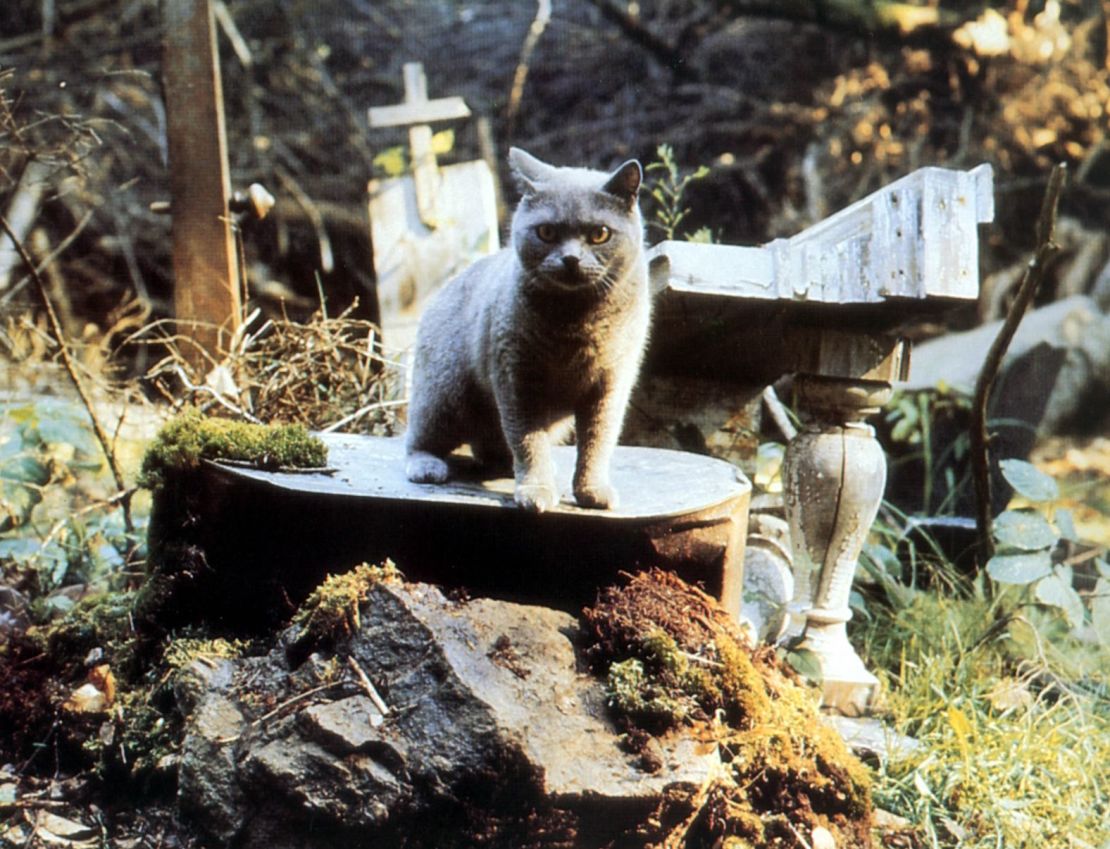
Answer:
366;63;499;353
368;62;472;228
648;164;995;715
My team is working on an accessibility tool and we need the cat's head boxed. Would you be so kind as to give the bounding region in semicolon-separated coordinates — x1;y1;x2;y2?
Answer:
508;148;644;297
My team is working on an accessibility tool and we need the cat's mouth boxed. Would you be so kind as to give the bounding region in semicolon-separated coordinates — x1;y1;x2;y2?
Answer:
538;267;604;293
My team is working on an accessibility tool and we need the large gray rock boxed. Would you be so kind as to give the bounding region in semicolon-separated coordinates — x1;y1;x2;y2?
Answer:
905;295;1110;435
177;581;718;849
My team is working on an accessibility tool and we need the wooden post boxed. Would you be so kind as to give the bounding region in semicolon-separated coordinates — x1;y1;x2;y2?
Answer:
161;0;242;368
368;62;471;228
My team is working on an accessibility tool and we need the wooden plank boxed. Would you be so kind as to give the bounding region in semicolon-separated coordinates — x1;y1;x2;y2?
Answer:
161;0;241;365
367;97;471;128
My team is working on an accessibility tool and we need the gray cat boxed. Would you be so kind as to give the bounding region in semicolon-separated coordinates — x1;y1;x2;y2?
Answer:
404;147;651;513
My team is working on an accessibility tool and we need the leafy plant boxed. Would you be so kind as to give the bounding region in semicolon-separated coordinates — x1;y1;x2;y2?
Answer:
985;459;1095;631
1;397;145;609
644;143;710;242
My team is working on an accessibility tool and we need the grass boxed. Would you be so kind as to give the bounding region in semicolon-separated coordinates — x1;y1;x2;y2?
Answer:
856;590;1110;848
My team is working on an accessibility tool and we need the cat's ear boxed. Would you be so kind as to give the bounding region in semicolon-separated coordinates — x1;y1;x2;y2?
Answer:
509;147;558;196
603;160;642;207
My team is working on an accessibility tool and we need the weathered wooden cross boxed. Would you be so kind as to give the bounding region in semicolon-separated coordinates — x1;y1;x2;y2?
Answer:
367;63;500;352
647;163;995;714
161;0;242;367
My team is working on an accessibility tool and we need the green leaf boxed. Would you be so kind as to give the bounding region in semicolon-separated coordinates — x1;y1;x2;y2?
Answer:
1054;508;1081;543
986;550;1053;585
1034;572;1085;629
993;510;1058;551
999;458;1058;502
784;647;823;684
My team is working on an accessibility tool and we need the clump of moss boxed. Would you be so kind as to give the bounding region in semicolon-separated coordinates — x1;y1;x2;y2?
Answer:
139;407;328;490
607;658;690;729
583;569;873;848
163;636;249;670
292;560;402;649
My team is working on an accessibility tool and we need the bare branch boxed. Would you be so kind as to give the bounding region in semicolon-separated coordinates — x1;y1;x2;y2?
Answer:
971;164;1067;566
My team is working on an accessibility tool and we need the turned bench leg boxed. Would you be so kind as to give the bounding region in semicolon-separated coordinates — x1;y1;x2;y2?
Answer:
781;375;892;715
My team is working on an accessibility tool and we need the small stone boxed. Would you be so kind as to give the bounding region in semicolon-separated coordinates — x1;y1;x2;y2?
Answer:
299;696;390;753
638;736;665;774
34;810;97;841
873;807;912;830
62;683;109;714
811;825;836;849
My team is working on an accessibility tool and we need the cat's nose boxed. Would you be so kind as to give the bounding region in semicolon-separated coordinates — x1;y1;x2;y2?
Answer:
561;255;580;273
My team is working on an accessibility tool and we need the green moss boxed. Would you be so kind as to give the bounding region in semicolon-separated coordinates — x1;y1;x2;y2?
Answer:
163;637;248;670
139;408;327;490
292;560;402;648
607;658;690;728
715;637;773;728
40;592;138;675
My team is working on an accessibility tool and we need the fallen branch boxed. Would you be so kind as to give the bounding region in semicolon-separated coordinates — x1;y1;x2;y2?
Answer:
0;212;133;534
970;164;1066;567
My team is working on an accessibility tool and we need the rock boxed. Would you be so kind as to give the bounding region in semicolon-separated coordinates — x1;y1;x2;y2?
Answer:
905;295;1110;436
822;714;920;763
33;810;98;843
887;295;1110;524
61;683;110;715
178;581;718;849
811;825;837;849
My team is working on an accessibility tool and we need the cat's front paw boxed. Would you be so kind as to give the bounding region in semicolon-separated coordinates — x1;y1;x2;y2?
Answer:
515;483;559;513
406;452;450;483
573;481;619;510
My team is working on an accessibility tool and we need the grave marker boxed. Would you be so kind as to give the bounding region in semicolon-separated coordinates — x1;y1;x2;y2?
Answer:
367;63;500;352
161;0;242;367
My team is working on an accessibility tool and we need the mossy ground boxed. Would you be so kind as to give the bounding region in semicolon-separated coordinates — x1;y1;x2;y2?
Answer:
582;569;872;849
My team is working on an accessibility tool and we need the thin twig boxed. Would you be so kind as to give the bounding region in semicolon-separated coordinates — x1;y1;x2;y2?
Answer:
0;213;133;534
346;655;390;717
0;210;94;306
505;0;551;138
251;681;342;728
971;163;1066;567
321;399;407;433
762;385;798;442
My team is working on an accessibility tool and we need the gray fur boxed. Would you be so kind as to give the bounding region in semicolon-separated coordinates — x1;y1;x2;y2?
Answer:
404;147;651;512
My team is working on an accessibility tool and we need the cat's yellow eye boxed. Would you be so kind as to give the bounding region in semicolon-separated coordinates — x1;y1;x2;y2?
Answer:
536;223;558;242
587;225;611;245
